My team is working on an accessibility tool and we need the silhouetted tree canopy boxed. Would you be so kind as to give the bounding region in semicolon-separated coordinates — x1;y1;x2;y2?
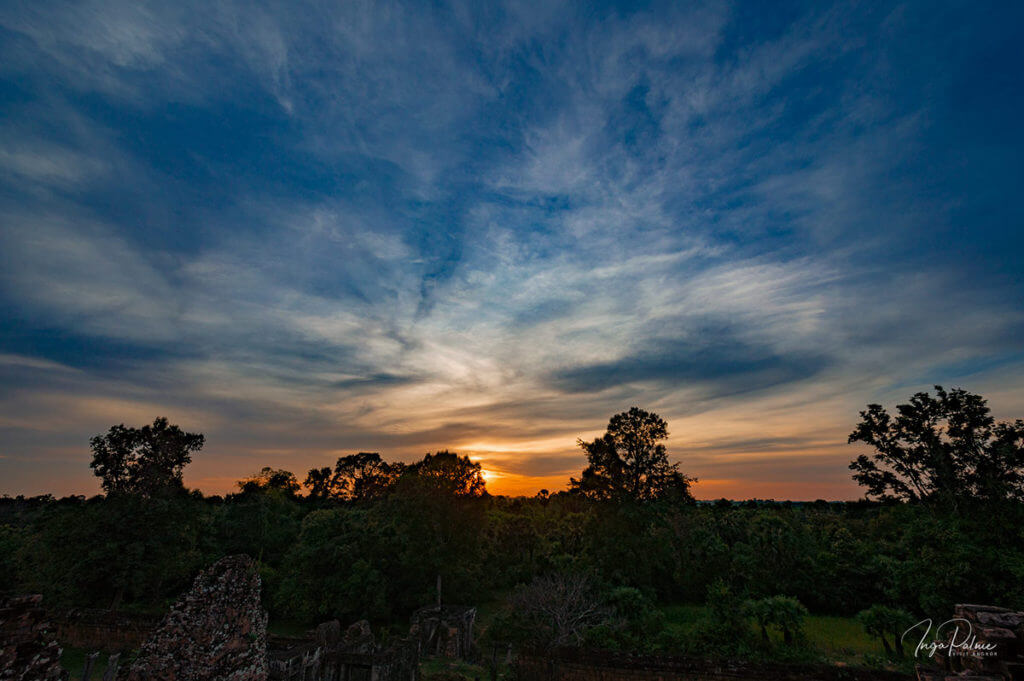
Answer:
238;467;301;496
303;466;333;500
336;452;404;501
89;417;204;498
570;407;694;502
403;450;487;498
849;386;1024;503
304;453;404;502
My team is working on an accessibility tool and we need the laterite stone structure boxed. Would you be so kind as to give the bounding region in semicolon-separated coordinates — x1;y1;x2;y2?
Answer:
0;594;65;681
125;554;268;681
916;604;1024;681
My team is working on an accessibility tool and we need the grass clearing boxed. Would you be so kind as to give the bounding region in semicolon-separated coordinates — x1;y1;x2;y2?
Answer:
804;614;882;664
660;604;895;667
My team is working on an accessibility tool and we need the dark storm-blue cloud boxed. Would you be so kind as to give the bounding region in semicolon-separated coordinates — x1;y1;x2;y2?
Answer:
549;334;830;395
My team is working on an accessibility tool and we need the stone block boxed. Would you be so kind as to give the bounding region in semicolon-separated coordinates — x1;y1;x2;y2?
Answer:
124;555;268;681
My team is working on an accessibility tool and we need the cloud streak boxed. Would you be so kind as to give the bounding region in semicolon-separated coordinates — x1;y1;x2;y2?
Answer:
1;0;1022;499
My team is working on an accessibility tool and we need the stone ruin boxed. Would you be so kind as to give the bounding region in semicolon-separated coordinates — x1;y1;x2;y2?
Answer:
53;608;157;651
0;556;471;680
268;619;418;681
916;604;1024;681
0;594;65;681
266;602;476;680
409;605;476;659
124;554;268;681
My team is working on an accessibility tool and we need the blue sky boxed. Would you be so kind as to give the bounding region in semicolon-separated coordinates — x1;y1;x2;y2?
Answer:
1;0;1022;498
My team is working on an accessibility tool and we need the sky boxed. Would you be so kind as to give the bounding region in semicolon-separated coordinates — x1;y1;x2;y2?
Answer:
1;1;1022;500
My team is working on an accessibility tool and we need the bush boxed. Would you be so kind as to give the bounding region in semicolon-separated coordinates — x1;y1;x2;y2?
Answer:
857;604;916;658
690;581;757;657
743;595;809;645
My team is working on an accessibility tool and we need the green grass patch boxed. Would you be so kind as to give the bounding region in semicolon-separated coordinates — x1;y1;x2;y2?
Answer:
804;614;882;664
659;604;898;668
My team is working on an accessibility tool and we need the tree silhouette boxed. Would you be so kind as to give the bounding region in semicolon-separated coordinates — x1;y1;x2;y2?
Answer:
331;452;404;502
390;451;487;605
570;407;693;502
856;605;914;658
303;453;404;502
238;467;300;496
404;450;486;498
742;595;808;645
304;466;333;500
849;386;1024;503
500;573;609;649
89;417;204;498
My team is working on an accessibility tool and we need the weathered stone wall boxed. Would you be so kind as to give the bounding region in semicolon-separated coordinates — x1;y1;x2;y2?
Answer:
267;619;419;681
410;605;476;658
514;649;912;681
0;594;66;681
124;555;268;681
51;608;157;651
917;604;1024;681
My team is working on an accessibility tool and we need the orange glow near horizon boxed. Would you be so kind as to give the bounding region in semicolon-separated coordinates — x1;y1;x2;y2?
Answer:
16;375;1024;502
49;471;863;503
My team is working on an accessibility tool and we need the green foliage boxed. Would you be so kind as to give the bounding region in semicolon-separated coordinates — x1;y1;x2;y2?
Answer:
4;394;1024;670
25;482;1005;628
386;452;489;606
215;485;303;567
856;605;915;659
275;508;391;621
660;606;888;666
742;595;809;645
582;587;666;652
21;494;208;609
690;580;757;657
0;523;26;592
10;483;1024;642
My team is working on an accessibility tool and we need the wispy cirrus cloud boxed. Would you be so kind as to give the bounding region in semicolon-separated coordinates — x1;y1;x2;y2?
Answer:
1;0;1022;499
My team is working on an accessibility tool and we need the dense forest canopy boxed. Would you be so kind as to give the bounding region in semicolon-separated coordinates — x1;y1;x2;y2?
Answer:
2;388;1023;659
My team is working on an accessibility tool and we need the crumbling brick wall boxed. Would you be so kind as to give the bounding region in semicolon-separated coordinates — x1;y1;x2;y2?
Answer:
0;594;66;681
124;555;268;681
